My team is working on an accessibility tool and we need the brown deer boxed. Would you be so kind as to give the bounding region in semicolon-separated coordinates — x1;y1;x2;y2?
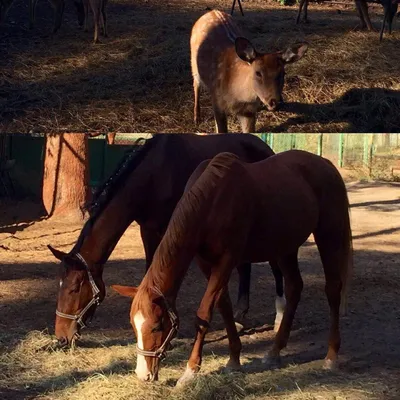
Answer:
190;10;308;133
81;0;108;43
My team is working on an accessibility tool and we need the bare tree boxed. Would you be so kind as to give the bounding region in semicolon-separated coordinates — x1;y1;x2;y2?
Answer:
42;133;90;220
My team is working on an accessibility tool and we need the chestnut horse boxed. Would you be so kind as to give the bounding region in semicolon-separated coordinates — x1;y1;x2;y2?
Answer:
48;134;283;348
113;150;352;384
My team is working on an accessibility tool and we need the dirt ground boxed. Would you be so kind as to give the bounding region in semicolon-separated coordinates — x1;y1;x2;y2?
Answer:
1;0;400;133
0;180;400;400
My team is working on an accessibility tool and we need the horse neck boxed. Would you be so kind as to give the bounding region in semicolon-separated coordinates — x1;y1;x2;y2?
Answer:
77;176;151;268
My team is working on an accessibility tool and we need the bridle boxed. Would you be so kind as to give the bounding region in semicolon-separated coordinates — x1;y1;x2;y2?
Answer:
56;253;101;329
135;287;179;360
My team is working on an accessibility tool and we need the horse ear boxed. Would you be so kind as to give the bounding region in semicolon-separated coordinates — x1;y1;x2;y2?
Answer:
111;285;138;298
48;245;68;261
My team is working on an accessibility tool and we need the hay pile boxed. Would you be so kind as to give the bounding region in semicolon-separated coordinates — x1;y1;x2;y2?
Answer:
0;0;399;133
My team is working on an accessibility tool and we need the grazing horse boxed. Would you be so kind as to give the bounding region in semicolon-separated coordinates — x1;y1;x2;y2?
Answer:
113;150;352;384
48;134;284;348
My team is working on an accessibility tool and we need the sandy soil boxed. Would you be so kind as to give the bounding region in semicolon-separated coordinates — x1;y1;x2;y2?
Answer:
0;180;400;399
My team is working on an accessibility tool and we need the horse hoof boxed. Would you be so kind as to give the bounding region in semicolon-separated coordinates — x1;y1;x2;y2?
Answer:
262;354;281;369
323;359;338;370
235;321;244;332
225;359;242;372
176;367;196;387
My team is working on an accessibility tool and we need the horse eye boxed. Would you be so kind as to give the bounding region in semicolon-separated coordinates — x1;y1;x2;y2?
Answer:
256;71;262;78
151;323;163;333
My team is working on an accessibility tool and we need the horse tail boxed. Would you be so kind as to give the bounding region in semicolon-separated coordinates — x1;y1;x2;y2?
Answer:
339;188;353;316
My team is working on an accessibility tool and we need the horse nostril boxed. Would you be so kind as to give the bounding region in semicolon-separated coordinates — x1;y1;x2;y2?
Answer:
58;337;68;347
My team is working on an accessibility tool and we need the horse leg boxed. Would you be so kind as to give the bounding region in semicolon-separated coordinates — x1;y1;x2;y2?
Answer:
263;251;302;367
234;262;251;330
140;225;162;271
177;256;237;386
314;235;344;370
218;288;242;370
270;259;286;333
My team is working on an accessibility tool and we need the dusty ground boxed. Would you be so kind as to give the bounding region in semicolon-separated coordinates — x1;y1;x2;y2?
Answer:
1;0;400;133
0;180;400;399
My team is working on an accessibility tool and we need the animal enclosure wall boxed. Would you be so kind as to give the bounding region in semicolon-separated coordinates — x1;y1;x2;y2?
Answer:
2;133;400;198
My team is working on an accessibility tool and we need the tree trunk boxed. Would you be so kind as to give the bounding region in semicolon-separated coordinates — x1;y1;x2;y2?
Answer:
42;133;90;220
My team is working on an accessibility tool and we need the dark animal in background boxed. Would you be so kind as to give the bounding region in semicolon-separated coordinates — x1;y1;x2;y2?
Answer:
297;0;397;39
190;10;308;133
82;0;108;43
380;0;399;41
0;0;64;32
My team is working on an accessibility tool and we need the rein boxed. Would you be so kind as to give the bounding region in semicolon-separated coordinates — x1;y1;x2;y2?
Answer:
56;253;101;329
136;287;179;360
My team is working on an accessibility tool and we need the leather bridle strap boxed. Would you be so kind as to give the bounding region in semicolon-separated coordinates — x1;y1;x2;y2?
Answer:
136;287;179;360
56;253;101;329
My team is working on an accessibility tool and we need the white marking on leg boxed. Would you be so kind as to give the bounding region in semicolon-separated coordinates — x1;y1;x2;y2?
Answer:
274;295;286;333
133;311;150;381
176;363;196;387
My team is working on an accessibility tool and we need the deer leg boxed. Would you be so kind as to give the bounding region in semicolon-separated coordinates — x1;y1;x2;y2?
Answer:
91;0;100;43
101;0;107;37
83;0;89;32
29;0;39;29
355;0;376;31
237;113;256;133
296;0;307;24
0;0;14;23
51;0;65;33
263;251;303;368
212;101;228;133
193;78;201;126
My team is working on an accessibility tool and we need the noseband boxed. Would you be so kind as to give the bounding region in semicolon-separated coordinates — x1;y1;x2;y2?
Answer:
56;253;101;329
135;287;179;360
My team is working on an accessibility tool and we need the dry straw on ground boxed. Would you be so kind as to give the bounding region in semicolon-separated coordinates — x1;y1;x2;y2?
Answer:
1;0;400;133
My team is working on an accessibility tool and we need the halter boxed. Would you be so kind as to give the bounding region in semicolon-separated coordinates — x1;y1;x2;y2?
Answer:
56;253;101;329
135;287;179;360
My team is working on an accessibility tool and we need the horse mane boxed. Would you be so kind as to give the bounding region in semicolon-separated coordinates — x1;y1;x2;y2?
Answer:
135;152;240;315
72;135;159;253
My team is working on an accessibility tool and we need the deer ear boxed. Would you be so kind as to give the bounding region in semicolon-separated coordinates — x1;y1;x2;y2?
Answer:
235;37;257;64
111;285;138;298
280;43;308;64
48;245;68;261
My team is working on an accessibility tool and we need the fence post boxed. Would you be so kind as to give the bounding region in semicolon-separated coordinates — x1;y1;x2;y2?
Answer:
317;133;323;156
290;134;296;149
363;134;369;167
368;134;375;177
338;133;344;168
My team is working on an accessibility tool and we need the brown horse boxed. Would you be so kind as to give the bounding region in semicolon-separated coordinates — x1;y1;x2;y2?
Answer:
48;134;284;348
113;150;352;384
